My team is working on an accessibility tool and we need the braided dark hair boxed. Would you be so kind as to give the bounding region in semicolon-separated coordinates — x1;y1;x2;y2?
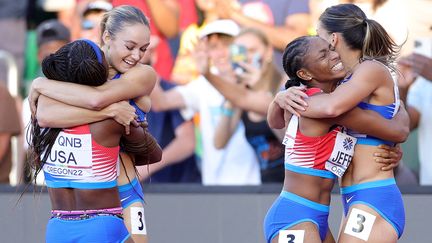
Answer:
282;36;313;90
28;40;108;182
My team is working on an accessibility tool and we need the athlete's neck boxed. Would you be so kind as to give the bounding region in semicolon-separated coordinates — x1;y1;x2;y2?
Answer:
108;67;118;80
340;50;362;78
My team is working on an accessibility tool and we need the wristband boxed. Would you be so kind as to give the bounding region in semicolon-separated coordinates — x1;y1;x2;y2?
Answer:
221;107;234;117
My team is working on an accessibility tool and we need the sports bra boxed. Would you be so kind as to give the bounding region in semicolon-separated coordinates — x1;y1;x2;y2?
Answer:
340;61;400;146
283;88;357;179
112;73;147;122
43;124;120;189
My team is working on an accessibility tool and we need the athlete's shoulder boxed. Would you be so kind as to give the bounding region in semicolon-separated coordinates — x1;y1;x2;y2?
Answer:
353;60;391;84
357;60;390;76
123;64;157;86
128;63;157;76
90;119;124;147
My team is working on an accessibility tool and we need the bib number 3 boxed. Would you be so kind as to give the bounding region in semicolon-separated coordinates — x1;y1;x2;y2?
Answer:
278;230;305;243
130;206;147;235
344;208;376;241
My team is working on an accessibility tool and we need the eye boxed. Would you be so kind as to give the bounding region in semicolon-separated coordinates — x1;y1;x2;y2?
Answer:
140;48;147;52
125;45;133;51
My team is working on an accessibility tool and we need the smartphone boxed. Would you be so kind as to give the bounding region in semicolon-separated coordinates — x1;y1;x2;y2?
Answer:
414;37;432;58
230;44;247;75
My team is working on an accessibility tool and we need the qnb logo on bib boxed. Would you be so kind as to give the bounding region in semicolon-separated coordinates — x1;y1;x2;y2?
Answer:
325;132;357;178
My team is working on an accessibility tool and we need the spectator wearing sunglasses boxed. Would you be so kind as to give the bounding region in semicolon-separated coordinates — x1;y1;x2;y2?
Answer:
80;1;113;44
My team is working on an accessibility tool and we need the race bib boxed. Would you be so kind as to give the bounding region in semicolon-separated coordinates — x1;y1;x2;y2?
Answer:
278;230;305;243
130;207;147;235
325;131;357;177
42;131;93;179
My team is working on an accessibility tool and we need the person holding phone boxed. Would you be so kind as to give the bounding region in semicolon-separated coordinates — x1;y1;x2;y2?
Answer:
207;28;285;183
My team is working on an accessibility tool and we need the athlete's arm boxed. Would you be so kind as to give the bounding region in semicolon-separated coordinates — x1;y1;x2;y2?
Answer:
122;126;162;165
30;64;157;112
37;95;137;132
333;104;410;143
298;61;386;118
267;93;286;129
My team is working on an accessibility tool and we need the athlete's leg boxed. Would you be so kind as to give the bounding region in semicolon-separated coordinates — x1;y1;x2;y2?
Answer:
323;228;336;243
338;204;397;243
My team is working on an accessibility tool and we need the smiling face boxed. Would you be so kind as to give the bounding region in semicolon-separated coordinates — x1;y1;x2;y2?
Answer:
103;23;151;74
206;34;233;74
301;37;346;85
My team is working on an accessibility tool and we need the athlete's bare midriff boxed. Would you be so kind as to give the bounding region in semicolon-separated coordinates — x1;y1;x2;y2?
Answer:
341;145;394;187
48;187;121;211
283;170;335;205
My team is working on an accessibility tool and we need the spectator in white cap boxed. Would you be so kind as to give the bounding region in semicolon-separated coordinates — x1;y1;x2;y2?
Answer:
151;19;261;185
80;0;113;44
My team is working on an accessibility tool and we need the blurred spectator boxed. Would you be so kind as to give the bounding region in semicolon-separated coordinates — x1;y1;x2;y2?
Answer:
0;0;28;87
151;20;260;185
137;36;200;183
168;0;198;59
112;0;180;80
80;0;112;44
41;0;78;40
215;0;310;73
208;28;285;183
36;19;71;71
0;84;21;184
403;0;432;54
398;45;432;185
171;0;220;84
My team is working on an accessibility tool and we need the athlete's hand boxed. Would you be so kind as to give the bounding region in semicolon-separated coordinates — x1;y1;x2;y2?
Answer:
274;87;308;117
29;77;45;116
105;101;138;135
374;144;402;171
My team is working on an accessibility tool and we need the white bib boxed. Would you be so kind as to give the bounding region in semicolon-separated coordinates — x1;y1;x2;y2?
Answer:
325;130;357;178
42;131;93;180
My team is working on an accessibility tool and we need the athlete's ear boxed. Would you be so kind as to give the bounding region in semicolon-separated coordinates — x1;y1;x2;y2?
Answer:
296;69;313;81
102;30;111;46
330;33;338;50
